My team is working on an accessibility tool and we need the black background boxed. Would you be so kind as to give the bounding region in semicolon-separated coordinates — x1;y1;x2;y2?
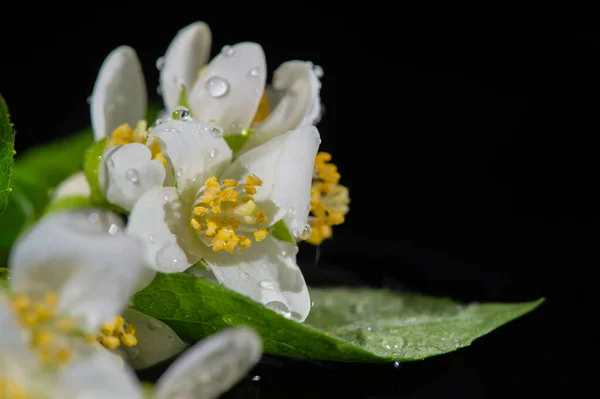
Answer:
0;11;589;398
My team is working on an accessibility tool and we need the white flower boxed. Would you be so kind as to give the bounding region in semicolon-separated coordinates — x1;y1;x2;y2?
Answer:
90;22;321;155
0;208;148;398
106;118;320;321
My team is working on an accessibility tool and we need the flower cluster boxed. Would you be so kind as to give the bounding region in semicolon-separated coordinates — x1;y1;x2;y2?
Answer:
1;20;352;398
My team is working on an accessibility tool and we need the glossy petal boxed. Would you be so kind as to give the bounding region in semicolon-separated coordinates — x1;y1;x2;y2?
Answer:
160;22;212;111
99;143;166;211
204;238;310;321
8;209;147;331
126;187;203;273
188;43;266;133
155;328;262;399
91;46;147;141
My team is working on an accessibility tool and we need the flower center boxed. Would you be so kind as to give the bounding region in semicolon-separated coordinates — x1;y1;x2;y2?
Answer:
96;316;138;350
189;175;270;253
106;120;167;166
8;292;77;367
0;379;30;399
307;152;350;245
7;292;138;367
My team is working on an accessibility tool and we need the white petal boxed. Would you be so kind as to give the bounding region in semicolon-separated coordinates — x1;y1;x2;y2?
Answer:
99;143;166;211
149;120;231;203
91;46;147;141
8;209;148;331
223;125;320;234
0;297;39;372
126;187;203;273
245;61;322;151
60;352;142;399
204;238;310;322
188;42;266;133
155;328;262;399
160;22;212;111
121;308;189;370
52;171;91;200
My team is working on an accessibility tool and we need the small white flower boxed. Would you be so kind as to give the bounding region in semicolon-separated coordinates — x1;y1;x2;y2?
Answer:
0;208;149;398
106;119;320;321
90;21;321;155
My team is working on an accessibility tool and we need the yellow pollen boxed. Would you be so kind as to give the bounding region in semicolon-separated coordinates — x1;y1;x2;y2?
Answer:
97;315;138;351
254;228;268;242
306;152;350;245
7;292;84;368
190;176;270;252
0;379;29;398
106;120;166;166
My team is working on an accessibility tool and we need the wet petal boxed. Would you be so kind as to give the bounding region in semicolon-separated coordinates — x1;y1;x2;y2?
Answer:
155;328;262;399
91;46;147;141
222;125;320;234
188;42;266;133
245;61;321;151
160;22;212;111
99;143;166;211
8;209;149;331
149;120;231;203
204;238;310;322
126;187;203;273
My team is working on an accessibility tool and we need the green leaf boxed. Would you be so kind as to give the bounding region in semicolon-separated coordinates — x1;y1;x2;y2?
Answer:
83;137;108;205
133;273;543;362
223;130;254;153
0;267;8;289
43;195;92;215
0;94;15;216
270;219;296;245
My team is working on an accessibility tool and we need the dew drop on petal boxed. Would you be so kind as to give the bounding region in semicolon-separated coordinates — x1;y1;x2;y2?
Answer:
156;56;165;70
298;224;312;240
108;224;119;235
240;271;250;280
252;375;261;382
156;245;187;271
313;64;324;78
288;207;297;217
148;235;154;243
221;45;235;57
259;280;275;290
210;126;223;137
88;213;99;223
280;250;287;257
205;77;229;98
155;118;163;125
209;148;219;159
393;361;401;369
172;107;191;120
248;66;262;77
265;301;291;318
156;85;163;95
125;168;139;183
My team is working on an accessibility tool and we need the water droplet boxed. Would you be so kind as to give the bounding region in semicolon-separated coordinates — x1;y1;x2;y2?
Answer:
205;76;229;98
393;344;398;349
259;280;275;290
125;168;139;183
313;64;324;78
240;271;250;280
86;96;91;104
156;56;165;70
210;126;223;137
155;118;163;125
156;246;187;271
393;361;401;369
156;85;163;95
288;207;297;216
385;344;391;350
164;195;170;202
108;224;119;235
172;107;191;120
252;375;261;382
221;45;235;57
310;301;315;307
298;224;312;240
88;213;99;223
367;326;372;332
280;251;287;257
209;148;219;159
148;235;154;243
265;301;291;318
248;66;262;77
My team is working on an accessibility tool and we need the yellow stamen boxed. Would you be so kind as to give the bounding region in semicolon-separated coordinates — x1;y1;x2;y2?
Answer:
106;120;166;166
97;315;139;352
190;175;270;252
306;152;350;245
0;379;29;398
